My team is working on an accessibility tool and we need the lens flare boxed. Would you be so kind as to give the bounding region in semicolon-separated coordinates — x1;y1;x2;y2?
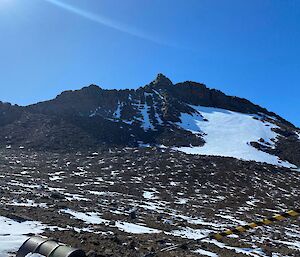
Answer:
44;0;168;45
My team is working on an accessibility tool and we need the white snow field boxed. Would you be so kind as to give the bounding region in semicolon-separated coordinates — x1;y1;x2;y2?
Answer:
0;216;45;256
175;105;297;168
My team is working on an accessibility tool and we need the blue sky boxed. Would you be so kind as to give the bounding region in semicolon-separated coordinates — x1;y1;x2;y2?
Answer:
0;0;299;126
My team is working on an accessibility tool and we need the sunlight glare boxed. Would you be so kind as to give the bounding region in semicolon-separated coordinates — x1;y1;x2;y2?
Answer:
0;0;14;8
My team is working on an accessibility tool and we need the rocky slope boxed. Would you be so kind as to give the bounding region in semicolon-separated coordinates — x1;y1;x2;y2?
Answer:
0;74;298;167
0;148;299;257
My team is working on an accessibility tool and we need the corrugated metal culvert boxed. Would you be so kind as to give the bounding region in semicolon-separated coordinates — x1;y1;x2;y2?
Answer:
16;236;86;257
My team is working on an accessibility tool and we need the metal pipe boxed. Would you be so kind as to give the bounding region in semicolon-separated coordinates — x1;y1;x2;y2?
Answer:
16;236;86;257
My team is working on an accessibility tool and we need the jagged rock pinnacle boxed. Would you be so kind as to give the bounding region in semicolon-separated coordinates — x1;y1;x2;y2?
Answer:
84;84;102;91
152;73;173;87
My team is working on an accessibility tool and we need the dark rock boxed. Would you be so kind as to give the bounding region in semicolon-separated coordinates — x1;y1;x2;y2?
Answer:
129;210;137;219
50;192;65;200
0;73;295;167
109;221;116;226
6;213;32;222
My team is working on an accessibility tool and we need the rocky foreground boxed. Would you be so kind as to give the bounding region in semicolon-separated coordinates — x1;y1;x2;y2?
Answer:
0;147;299;257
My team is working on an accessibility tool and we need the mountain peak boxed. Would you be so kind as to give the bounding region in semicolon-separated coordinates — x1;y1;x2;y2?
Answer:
82;84;102;91
17;75;300;168
151;73;173;88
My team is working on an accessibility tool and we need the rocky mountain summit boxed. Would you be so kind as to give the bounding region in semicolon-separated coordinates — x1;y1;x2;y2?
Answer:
0;74;299;167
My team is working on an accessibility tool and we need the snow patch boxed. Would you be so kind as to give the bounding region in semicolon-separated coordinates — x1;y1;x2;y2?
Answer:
62;209;160;234
176;111;204;134
139;102;154;131
152;89;164;100
295;131;300;141
167;227;210;239
204;239;269;257
116;222;160;234
175;106;297;168
194;248;218;257
143;191;156;199
175;198;188;204
0;216;45;256
113;101;122;119
62;209;107;224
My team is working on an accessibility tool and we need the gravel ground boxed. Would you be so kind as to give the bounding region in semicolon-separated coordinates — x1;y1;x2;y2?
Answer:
0;147;299;257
